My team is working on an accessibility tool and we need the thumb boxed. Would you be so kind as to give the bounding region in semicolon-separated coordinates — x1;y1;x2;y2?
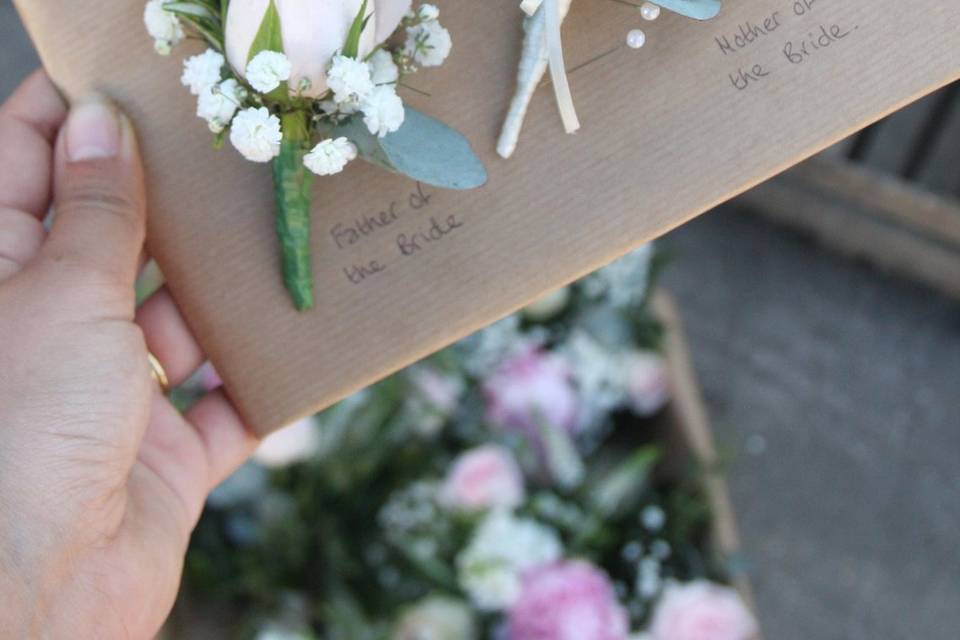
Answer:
43;94;146;302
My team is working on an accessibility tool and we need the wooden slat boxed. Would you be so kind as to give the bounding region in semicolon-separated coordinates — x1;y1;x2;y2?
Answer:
738;156;960;299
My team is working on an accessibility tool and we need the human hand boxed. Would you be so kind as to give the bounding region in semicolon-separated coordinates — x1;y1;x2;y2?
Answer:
0;71;259;638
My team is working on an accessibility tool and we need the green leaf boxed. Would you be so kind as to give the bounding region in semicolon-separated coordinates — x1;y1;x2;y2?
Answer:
162;2;217;20
653;0;722;20
587;446;661;519
247;0;284;63
331;107;488;190
342;0;370;59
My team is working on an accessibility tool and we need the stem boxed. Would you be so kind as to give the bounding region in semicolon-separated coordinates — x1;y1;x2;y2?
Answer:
272;110;316;311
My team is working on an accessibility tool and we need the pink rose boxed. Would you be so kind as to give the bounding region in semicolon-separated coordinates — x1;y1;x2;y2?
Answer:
440;445;525;511
483;347;578;435
623;352;670;417
507;561;630;640
649;581;758;640
225;0;410;97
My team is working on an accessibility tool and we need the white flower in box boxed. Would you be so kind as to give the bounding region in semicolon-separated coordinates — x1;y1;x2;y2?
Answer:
457;510;562;610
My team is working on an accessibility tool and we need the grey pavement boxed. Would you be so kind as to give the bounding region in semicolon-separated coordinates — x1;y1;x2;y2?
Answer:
2;2;958;638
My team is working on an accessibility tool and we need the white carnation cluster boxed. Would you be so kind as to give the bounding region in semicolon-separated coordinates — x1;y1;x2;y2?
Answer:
325;54;405;138
304;137;358;176
456;510;563;611
246;51;293;94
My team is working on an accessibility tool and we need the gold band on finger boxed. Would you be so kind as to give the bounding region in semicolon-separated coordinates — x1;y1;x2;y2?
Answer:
147;351;170;393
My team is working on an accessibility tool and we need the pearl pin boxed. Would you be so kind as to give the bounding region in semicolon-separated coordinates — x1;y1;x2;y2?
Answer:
626;29;647;49
640;2;661;21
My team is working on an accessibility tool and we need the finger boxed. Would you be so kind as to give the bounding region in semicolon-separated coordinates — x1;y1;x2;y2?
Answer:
136;287;205;387
138;391;258;530
0;206;46;280
42;95;146;304
0;70;67;218
186;390;260;492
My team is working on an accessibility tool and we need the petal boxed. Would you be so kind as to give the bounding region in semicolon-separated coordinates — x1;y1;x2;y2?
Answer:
224;0;271;77
374;0;412;42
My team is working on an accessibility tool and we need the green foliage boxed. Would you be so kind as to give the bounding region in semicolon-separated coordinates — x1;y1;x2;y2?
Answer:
342;0;371;60
246;0;284;62
272;112;315;310
163;0;225;50
328;107;488;190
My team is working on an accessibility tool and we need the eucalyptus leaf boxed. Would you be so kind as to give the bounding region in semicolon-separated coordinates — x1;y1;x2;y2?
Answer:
654;0;722;20
331;107;487;190
247;0;284;62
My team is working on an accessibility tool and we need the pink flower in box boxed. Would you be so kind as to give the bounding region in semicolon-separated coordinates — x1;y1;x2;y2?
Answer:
440;445;525;512
648;581;757;640
506;560;630;640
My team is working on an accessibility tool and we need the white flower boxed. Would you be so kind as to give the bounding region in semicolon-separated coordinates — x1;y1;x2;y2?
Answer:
457;511;562;611
197;79;245;133
246;50;293;94
181;49;225;95
327;55;375;106
405;20;452;67
417;4;440;21
582;244;653;308
393;597;475;640
253;417;321;467
362;85;405;137
143;0;184;55
369;49;400;85
304;137;358;176
230;107;282;163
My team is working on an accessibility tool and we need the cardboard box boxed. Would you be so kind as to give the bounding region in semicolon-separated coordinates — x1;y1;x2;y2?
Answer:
14;0;960;435
162;291;763;638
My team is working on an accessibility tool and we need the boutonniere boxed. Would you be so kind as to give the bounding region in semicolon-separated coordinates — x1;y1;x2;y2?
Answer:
144;0;487;310
497;0;722;158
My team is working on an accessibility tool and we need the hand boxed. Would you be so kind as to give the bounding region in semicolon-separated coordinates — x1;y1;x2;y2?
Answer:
0;71;259;638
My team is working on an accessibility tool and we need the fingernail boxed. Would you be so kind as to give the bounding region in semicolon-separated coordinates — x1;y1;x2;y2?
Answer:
65;95;121;162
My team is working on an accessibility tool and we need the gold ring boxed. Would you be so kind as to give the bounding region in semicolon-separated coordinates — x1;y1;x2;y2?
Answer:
147;352;170;393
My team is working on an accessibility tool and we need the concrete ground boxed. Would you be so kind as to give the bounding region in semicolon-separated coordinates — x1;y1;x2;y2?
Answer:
661;208;960;639
3;2;958;638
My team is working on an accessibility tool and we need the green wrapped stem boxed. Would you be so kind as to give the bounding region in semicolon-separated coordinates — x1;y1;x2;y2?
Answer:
271;111;316;311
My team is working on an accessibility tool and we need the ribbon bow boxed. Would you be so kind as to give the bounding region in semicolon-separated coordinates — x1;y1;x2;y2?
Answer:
520;0;580;134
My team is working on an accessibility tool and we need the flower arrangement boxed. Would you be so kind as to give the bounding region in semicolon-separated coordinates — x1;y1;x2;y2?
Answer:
173;245;757;639
144;0;486;309
498;0;723;158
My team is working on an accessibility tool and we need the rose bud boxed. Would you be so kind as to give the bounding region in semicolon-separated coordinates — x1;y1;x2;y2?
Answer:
225;0;411;97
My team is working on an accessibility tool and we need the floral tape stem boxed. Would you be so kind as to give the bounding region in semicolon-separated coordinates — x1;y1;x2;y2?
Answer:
272;110;316;311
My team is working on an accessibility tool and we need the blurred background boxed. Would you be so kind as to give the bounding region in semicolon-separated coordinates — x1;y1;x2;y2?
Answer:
3;1;959;637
